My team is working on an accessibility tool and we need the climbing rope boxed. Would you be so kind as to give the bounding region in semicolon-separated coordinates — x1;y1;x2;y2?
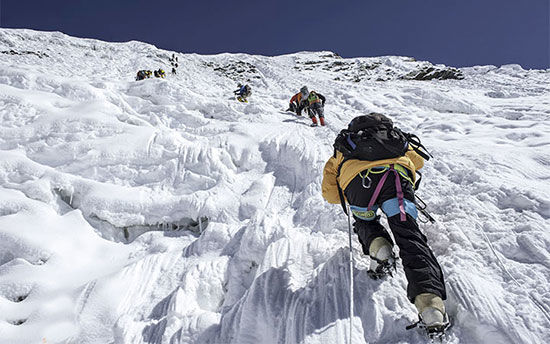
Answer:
477;224;550;324
346;205;355;344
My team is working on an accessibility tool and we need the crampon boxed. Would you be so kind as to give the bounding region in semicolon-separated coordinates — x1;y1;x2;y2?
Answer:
406;313;451;341
366;256;397;280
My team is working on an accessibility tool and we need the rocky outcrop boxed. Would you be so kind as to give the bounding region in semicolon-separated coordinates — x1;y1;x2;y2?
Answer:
402;65;464;80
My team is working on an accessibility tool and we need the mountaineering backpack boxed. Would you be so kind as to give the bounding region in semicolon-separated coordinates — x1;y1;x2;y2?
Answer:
308;91;320;104
333;113;433;216
333;113;432;162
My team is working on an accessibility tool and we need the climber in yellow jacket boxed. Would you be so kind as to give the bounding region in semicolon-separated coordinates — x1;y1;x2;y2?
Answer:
322;113;448;335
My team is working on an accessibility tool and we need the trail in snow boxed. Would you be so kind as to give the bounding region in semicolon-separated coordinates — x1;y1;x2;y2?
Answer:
0;29;549;344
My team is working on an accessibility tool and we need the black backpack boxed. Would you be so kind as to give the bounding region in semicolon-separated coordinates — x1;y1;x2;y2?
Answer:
333;113;432;215
333;113;431;162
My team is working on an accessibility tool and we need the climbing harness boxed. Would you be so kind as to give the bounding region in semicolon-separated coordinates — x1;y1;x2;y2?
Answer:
335;162;417;222
366;164;409;222
359;164;413;189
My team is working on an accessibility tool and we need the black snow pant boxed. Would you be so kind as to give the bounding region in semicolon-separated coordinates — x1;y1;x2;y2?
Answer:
344;169;447;303
307;102;324;119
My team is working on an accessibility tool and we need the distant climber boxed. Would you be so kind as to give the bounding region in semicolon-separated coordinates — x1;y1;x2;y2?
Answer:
169;53;179;73
169;54;178;63
136;70;152;81
322;113;449;337
154;69;166;78
234;84;251;102
305;90;326;127
136;70;146;81
287;86;310;116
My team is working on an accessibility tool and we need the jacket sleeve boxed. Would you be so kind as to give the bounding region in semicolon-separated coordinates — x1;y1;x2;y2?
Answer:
317;93;326;104
290;93;299;103
406;150;424;171
322;154;342;204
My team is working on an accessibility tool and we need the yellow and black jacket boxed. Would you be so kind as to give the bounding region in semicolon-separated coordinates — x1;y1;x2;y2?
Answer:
322;149;424;204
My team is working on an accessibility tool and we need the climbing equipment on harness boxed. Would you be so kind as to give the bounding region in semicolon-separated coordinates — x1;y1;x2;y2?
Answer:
360;164;414;188
415;194;436;223
366;164;409;222
337;163;418;221
349;205;377;221
359;171;372;189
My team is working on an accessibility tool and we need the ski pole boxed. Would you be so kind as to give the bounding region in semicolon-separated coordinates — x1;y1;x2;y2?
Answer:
346;204;354;344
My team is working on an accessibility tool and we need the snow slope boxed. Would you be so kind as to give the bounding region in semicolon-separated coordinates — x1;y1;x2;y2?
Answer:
1;29;549;344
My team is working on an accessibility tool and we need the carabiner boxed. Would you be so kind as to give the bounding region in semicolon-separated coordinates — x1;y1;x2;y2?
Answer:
361;174;372;189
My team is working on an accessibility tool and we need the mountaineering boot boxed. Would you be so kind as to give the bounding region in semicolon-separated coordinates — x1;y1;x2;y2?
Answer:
319;117;326;126
310;117;318;127
413;293;450;338
367;237;396;279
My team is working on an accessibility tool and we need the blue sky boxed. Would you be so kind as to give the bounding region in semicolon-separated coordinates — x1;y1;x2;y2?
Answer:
1;0;548;69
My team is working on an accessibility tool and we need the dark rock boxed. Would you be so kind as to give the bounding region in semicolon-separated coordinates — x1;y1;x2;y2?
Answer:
402;66;464;80
1;50;49;58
